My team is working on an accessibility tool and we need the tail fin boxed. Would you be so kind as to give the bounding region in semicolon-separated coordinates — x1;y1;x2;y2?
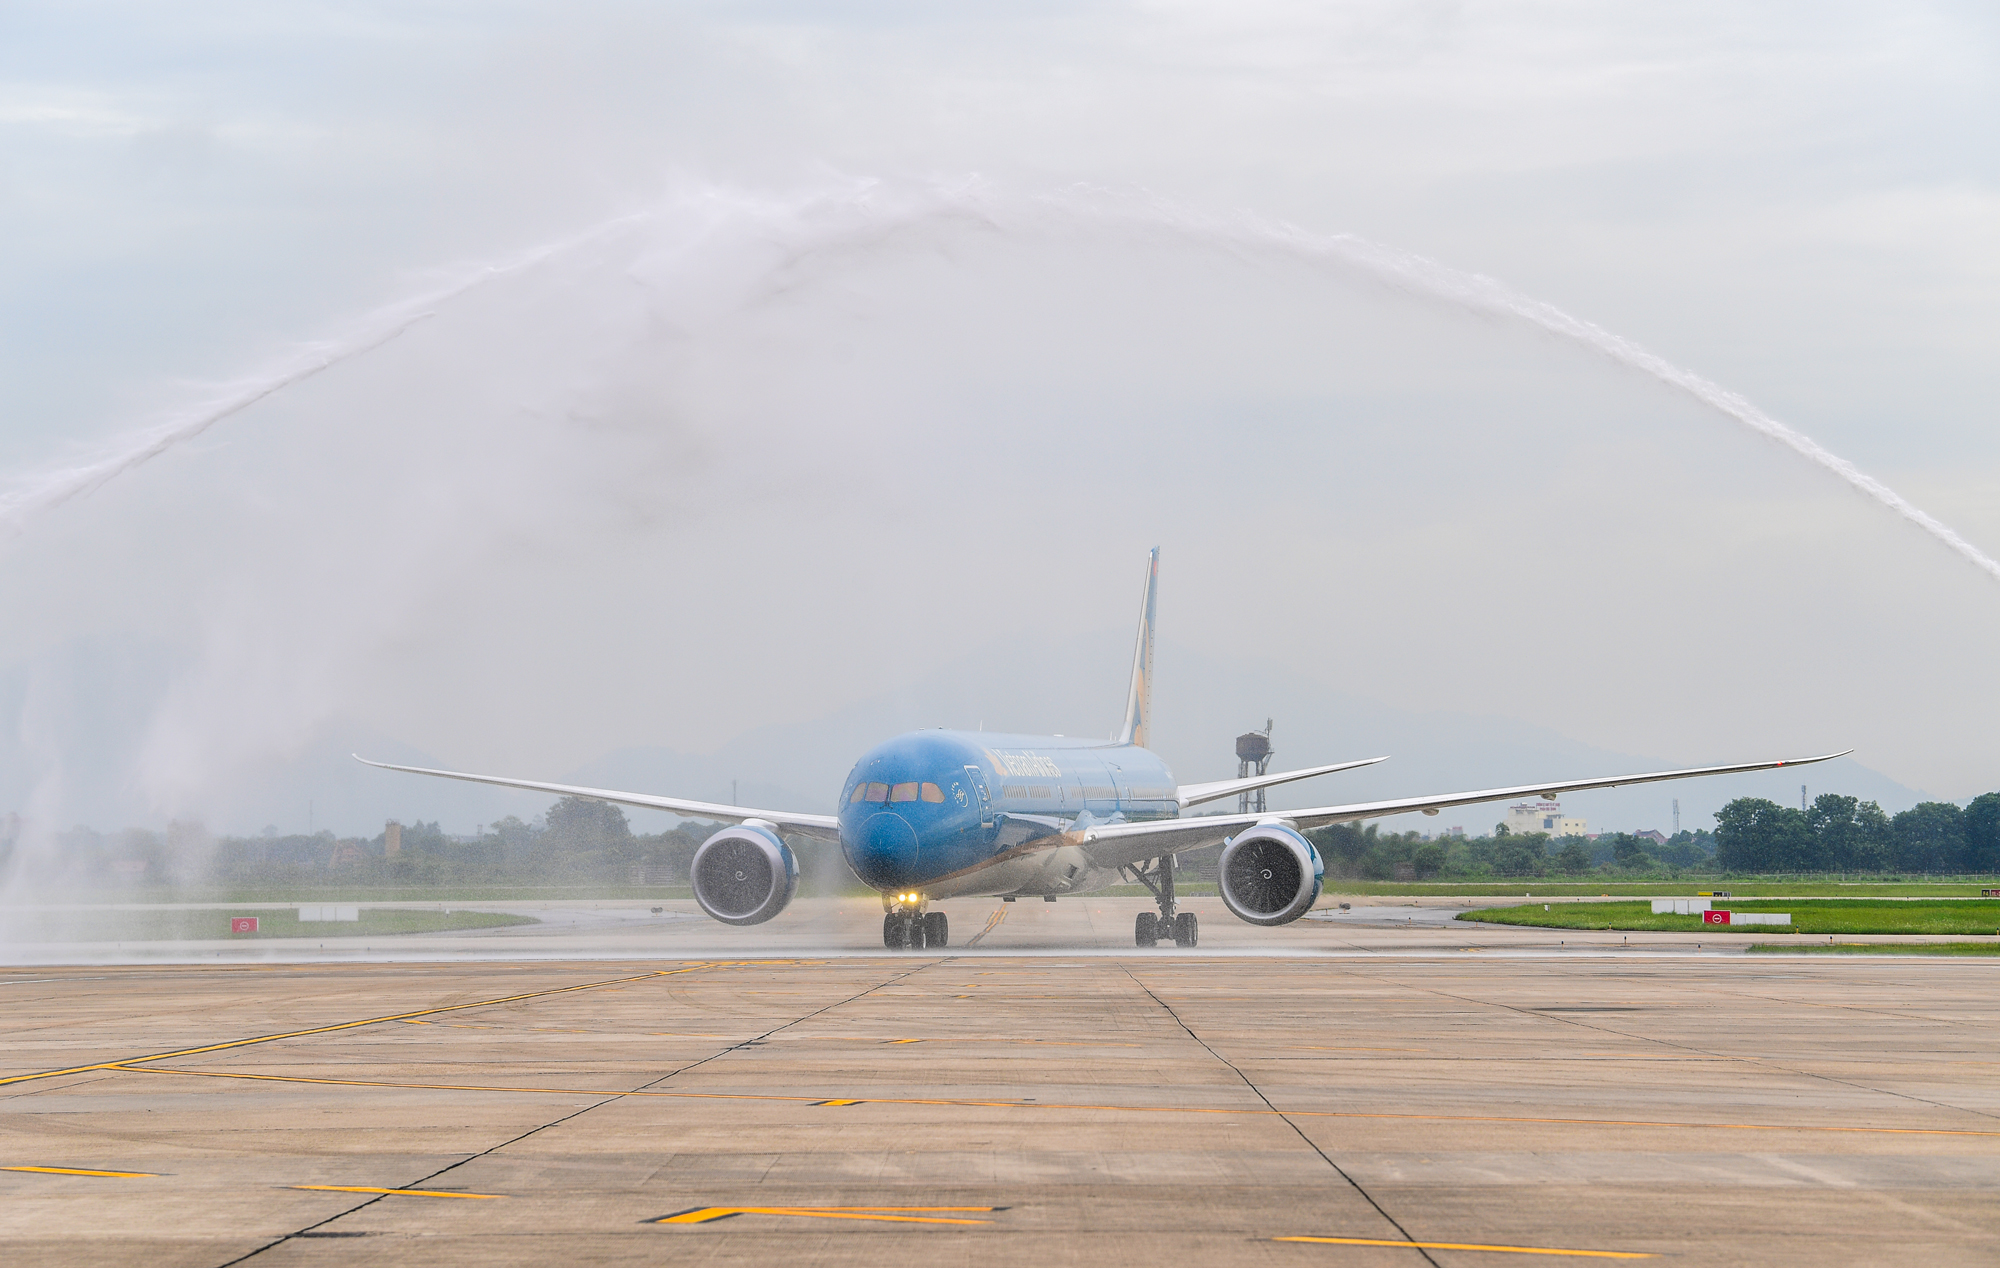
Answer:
1116;547;1160;748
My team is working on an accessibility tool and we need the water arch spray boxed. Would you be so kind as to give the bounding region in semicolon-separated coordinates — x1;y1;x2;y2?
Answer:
3;179;1991;586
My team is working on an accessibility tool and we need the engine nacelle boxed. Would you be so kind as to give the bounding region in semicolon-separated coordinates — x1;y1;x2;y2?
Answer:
690;824;798;926
1217;823;1323;926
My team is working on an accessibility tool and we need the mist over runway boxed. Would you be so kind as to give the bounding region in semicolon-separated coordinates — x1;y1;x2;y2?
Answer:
0;893;1985;965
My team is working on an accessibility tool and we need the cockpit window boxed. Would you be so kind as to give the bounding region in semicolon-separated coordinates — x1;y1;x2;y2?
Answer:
853;781;945;806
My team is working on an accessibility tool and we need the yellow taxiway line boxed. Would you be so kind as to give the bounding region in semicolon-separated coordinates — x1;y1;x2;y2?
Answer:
961;906;1009;948
656;1205;1000;1225
3;1165;157;1178
1277;1235;1653;1258
122;1065;2000;1139
293;1185;504;1199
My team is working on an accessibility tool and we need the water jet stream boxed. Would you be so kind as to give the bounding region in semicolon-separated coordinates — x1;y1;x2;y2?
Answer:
4;180;1991;586
1021;185;2000;585
0;211;651;533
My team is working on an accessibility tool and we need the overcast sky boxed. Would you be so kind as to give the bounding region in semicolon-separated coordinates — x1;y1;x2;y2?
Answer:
2;2;1997;841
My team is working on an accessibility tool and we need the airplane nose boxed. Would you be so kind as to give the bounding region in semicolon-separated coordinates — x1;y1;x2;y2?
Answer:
847;810;919;888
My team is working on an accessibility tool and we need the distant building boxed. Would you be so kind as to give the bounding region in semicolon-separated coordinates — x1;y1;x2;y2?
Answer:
1633;830;1668;847
1503;800;1587;838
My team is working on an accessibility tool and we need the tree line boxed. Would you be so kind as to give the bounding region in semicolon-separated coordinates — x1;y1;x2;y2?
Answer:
1715;793;2000;874
1289;791;2000;881
2;798;718;890
1294;821;1719;882
11;787;2000;891
206;797;716;886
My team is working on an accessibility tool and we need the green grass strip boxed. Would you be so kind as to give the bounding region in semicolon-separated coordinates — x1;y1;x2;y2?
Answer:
1333;881;2000;898
1460;900;2000;936
1748;941;2000;955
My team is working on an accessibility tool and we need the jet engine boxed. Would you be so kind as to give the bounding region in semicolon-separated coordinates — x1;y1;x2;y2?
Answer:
1217;823;1323;926
690;824;798;926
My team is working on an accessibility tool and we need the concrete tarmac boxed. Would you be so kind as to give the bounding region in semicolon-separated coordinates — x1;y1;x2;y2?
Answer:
2;895;1997;1266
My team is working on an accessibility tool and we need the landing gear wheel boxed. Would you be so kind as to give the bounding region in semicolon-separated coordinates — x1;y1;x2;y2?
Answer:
1173;912;1199;947
1135;911;1159;947
923;911;949;948
907;914;927;949
883;914;904;949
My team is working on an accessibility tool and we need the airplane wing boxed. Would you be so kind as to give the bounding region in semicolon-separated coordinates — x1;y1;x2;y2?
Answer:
352;756;844;843
1078;750;1850;871
1175;757;1387;809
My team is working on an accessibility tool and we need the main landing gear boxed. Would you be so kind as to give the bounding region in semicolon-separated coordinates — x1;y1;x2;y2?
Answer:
883;909;948;950
1125;853;1199;948
1135;909;1197;948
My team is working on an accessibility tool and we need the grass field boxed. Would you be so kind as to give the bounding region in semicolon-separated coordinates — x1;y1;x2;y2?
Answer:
1460;899;2000;936
1748;941;2000;955
1339;881;2000;898
0;908;537;942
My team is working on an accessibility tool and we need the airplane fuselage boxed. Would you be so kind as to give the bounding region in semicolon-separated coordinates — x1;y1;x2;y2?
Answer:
356;545;1845;946
837;730;1178;900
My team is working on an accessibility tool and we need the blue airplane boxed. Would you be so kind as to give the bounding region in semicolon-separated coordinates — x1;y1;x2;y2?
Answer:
359;550;1843;949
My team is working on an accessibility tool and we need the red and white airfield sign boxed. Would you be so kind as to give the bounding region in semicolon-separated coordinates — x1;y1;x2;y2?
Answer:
1702;909;1790;926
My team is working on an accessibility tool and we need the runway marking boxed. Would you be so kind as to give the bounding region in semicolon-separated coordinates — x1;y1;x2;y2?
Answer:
293;1185;503;1199
653;1205;1000;1225
124;1066;2000;1138
962;906;1009;948
0;962;728;1088
1277;1235;1653;1258
873;1036;1140;1047
810;1099;864;1106
3;1165;157;1178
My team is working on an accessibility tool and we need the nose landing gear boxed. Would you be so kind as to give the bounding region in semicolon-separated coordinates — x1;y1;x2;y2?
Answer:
883;912;919;949
882;904;949;949
1125;853;1199;948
